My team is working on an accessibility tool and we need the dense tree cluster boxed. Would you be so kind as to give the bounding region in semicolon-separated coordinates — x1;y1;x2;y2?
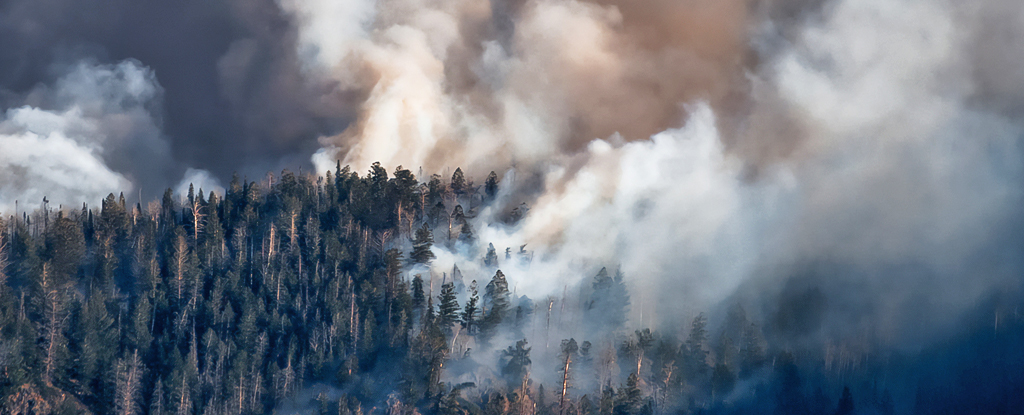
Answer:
0;164;1021;415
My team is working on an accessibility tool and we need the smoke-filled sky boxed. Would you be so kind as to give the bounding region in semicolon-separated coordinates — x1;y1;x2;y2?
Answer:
3;0;1024;346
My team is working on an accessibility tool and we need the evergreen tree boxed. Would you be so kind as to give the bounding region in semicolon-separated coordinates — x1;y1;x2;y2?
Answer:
481;270;510;339
739;322;765;378
484;243;498;268
427;174;446;207
485;171;499;200
587;268;629;333
437;282;460;336
114;349;144;415
412;275;426;312
559;338;580;413
682;314;710;384
614;373;642;415
461;281;480;335
411;223;436;264
501;340;531;388
451;168;467;196
710;363;735;400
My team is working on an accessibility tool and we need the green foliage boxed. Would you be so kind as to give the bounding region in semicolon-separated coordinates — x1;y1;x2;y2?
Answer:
451;168;467;196
501;339;532;387
481;270;510;341
614;373;643;415
437;282;460;336
411;223;436;264
461;281;479;335
0;163;867;415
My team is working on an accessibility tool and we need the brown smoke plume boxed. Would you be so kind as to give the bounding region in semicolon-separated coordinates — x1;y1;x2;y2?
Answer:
296;0;761;177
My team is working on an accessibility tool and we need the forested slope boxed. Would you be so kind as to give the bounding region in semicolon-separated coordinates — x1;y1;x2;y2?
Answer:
0;164;1022;415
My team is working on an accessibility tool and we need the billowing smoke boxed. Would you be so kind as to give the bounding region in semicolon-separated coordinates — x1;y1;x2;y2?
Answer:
0;59;169;212
294;0;754;175
0;0;357;185
2;0;1023;352
288;0;1024;348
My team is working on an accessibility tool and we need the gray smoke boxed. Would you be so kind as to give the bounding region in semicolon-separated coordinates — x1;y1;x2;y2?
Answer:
0;0;358;187
0;59;169;212
2;0;1024;353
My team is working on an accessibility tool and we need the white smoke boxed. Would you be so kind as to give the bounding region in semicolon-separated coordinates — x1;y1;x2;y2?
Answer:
175;168;225;200
292;0;1024;342
0;60;166;213
0;59;243;214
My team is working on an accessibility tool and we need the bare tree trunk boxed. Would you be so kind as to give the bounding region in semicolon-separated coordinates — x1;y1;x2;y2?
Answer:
191;198;205;244
39;263;68;386
176;375;191;415
115;350;144;415
560;354;572;415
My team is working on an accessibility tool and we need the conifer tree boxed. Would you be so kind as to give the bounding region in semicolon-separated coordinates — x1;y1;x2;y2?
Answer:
412;275;426;312
451;168;467;196
484;243;499;268
682;314;710;384
411;223;435;264
614;373;642;415
559;338;580;414
485;171;499;200
501;339;532;387
437;282;460;336
586;268;629;333
481;270;510;339
461;281;479;335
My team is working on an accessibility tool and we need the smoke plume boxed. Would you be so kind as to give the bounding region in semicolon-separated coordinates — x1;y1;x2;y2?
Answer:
289;0;1024;348
2;0;1024;350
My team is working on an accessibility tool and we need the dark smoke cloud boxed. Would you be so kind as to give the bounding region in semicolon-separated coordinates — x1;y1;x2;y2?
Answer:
0;0;357;186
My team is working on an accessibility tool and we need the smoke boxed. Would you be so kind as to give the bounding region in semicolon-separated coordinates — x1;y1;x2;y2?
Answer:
297;0;755;176
0;59;168;212
1;0;1022;351
294;0;1024;348
0;0;358;182
175;168;225;199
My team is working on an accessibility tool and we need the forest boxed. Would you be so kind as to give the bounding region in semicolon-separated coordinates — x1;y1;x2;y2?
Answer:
0;164;1022;415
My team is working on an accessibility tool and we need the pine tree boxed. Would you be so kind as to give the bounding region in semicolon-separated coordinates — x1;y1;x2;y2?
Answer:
437;282;460;336
501;339;531;387
35;262;70;386
559;338;580;414
151;377;166;415
461;281;480;335
412;275;426;312
484;243;499;268
710;363;735;400
410;223;435;264
485;171;499;200
682;314;709;384
481;270;510;339
74;287;117;399
587;268;629;333
613;373;642;415
451;168;467;196
739;322;765;378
